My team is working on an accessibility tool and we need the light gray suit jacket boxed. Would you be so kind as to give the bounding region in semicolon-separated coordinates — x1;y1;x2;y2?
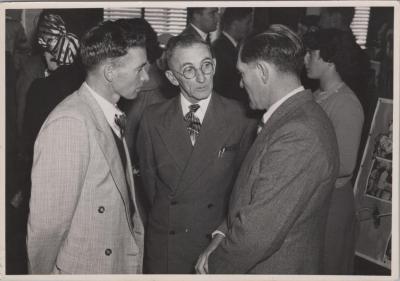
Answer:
208;90;339;274
27;83;144;274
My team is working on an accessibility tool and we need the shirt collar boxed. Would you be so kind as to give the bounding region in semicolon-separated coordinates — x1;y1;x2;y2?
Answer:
180;93;212;123
222;31;238;48
84;82;124;138
190;23;208;41
262;86;305;125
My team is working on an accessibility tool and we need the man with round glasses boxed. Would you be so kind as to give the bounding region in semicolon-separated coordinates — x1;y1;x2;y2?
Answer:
136;34;256;273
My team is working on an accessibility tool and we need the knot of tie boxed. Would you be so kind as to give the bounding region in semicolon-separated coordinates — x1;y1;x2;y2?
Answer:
114;113;127;138
189;104;200;113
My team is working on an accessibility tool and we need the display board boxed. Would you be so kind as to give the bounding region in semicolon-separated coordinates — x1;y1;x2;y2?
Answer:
354;98;393;269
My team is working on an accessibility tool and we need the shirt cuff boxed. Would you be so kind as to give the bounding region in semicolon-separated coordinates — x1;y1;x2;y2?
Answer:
211;230;226;239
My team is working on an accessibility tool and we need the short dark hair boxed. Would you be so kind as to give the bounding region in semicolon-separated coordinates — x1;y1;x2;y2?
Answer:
165;34;212;69
115;18;162;63
303;28;363;83
221;8;252;30
80;20;145;71
240;24;304;75
187;8;205;22
321;7;355;26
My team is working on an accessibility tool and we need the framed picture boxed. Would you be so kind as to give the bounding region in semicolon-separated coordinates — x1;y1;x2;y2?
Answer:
354;98;393;269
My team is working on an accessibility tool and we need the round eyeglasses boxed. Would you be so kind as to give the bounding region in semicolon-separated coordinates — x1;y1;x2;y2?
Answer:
173;61;215;79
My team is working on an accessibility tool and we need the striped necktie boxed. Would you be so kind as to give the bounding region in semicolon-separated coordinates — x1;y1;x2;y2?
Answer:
114;112;127;138
184;104;201;145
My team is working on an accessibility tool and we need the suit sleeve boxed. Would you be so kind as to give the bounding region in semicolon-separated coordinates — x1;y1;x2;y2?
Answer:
27;116;89;274
136;111;157;207
208;124;334;273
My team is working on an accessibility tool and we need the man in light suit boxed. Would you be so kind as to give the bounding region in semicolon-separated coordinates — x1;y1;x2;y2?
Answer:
136;34;256;274
196;24;339;274
27;20;149;274
179;8;219;43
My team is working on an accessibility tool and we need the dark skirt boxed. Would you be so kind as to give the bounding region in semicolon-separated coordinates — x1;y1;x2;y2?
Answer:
323;181;357;274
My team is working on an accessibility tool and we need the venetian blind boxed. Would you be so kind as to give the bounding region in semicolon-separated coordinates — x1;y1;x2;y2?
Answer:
103;8;142;20
350;7;371;49
103;8;187;36
144;8;187;36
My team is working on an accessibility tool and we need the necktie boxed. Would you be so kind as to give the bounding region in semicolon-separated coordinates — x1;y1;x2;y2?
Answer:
184;104;201;145
114;112;127;138
206;33;211;45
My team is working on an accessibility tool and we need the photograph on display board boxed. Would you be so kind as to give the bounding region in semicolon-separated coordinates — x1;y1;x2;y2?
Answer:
365;157;392;203
354;98;393;269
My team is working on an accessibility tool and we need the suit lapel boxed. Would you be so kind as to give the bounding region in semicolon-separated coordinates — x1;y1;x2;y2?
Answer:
155;97;192;171
177;94;232;190
78;85;134;233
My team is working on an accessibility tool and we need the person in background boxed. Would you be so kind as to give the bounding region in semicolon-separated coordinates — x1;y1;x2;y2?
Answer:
136;34;256;274
318;7;371;114
297;14;320;38
213;8;253;105
27;20;148;274
196;24;339;274
14;14;85;221
303;28;365;274
180;8;220;44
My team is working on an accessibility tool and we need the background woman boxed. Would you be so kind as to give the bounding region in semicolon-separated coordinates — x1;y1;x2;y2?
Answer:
303;28;365;274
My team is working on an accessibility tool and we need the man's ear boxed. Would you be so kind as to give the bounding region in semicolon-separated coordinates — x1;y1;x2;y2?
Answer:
165;70;179;86
256;61;269;84
104;63;114;82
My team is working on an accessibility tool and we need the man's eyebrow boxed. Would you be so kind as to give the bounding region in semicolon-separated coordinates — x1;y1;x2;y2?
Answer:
135;62;148;70
180;58;213;68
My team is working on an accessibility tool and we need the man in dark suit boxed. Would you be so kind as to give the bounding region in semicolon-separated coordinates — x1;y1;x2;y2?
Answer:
136;34;256;274
213;8;252;104
196;24;339;274
179;8;219;43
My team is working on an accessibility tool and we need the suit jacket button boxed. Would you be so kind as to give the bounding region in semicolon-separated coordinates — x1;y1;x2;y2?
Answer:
207;203;214;208
105;249;112;256
171;200;178;205
98;206;105;213
169;230;175;235
185;228;190;233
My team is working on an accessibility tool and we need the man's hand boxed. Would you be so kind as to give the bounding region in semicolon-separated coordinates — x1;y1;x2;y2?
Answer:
195;233;224;274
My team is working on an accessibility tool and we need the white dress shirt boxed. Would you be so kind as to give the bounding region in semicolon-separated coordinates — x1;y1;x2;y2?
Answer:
84;82;125;138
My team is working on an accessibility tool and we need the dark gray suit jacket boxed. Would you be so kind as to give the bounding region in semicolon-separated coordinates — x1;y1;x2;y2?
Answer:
136;93;256;273
208;90;339;274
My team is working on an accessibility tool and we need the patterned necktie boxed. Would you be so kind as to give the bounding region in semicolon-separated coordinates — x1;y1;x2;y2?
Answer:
114;112;127;138
184;104;201;145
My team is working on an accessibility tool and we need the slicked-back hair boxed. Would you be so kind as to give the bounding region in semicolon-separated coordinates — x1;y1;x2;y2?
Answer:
165;34;213;70
221;8;253;30
240;24;305;76
80;20;145;71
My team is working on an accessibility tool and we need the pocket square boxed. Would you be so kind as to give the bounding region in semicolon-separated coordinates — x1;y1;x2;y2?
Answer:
218;144;239;158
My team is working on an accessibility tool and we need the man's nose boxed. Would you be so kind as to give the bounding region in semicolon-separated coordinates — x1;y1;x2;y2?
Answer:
195;69;206;83
141;69;150;82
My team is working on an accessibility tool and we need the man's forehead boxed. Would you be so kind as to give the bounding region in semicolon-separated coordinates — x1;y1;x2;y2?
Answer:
172;44;212;65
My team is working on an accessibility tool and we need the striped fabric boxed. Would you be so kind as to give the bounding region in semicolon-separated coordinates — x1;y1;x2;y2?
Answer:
37;14;80;65
184;104;201;145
